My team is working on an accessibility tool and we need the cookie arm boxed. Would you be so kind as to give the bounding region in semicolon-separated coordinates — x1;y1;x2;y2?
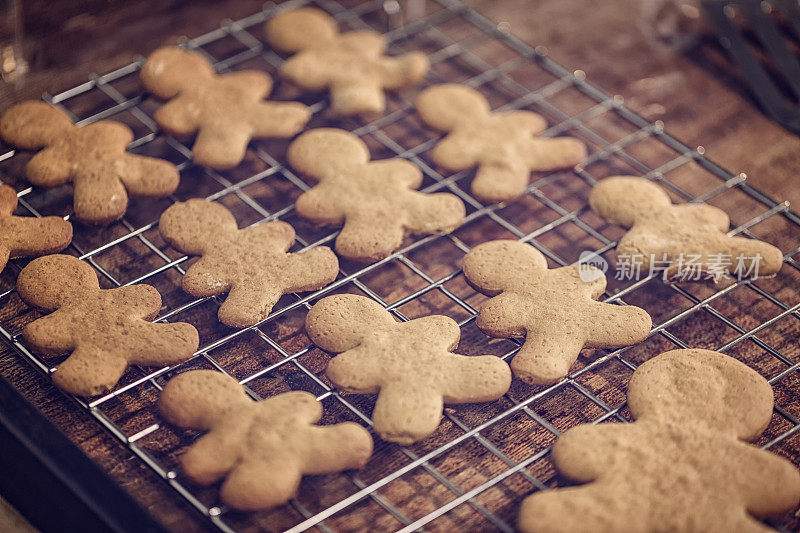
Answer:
180;425;246;486
220;456;303;511
25;147;74;187
153;96;202;137
737;445;800;518
4;217;72;258
23;312;76;355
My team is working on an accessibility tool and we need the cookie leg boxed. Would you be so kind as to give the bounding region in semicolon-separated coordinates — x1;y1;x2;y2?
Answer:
218;283;282;328
403;192;465;235
335;213;405;263
372;383;444;444
72;171;129;224
52;345;128;396
585;302;651;349
518;486;625;533
471;161;530;203
304;424;373;474
440;354;511;404
511;333;585;386
129;322;199;366
220;458;302;511
329;79;385;116
25;147;74;187
116;153;179;198
252;102;311;138
192;123;251;170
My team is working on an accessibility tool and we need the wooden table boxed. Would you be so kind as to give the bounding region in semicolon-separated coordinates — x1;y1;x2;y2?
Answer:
1;0;799;531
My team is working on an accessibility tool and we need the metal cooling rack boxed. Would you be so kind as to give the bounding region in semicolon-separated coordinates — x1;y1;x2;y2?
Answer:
1;0;800;531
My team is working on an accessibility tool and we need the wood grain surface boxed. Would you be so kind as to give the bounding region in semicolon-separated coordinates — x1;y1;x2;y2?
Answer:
1;0;800;531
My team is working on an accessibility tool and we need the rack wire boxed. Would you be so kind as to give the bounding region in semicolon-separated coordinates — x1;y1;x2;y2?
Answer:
1;0;800;531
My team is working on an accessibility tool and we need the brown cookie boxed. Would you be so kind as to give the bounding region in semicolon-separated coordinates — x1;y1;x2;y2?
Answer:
589;176;783;281
265;7;428;116
462;240;651;385
17;254;199;396
159;199;338;328
159;370;373;511
0;100;179;225
140;46;310;170
305;294;512;444
518;348;800;532
287;128;465;263
416;84;587;203
0;184;72;271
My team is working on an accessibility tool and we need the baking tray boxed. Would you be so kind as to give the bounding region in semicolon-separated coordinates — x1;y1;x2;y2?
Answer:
1;0;800;531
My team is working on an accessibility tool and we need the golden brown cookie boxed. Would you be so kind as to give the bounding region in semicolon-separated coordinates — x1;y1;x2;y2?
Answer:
462;240;651;385
287;128;465;263
0;101;179;225
159;199;338;328
589;176;783;281
159;370;373;511
140;46;310;170
518;348;800;533
416;84;587;203
305;294;512;444
17;255;199;396
265;7;429;116
0;184;72;271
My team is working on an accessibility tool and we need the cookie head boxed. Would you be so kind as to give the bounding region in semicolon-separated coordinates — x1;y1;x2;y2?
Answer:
16;255;98;311
589;176;672;227
628;349;774;441
462;240;548;294
0;101;73;150
159;199;239;255
287;128;370;178
265;7;338;52
415;84;490;131
140;47;215;98
305;293;397;352
160;370;250;430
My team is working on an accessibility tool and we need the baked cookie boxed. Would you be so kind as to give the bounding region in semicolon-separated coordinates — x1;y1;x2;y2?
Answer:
305;294;512;444
159;199;338;328
287;128;465;262
0;101;180;224
0;184;72;272
463;240;651;385
265;7;428;116
518;348;800;533
160;370;373;511
140;46;310;170
589;176;783;281
17;255;199;396
417;84;587;203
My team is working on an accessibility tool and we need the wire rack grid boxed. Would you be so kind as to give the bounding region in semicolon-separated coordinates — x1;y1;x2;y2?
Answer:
1;0;800;531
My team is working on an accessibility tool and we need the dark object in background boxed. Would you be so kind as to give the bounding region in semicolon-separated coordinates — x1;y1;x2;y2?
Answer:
703;0;800;135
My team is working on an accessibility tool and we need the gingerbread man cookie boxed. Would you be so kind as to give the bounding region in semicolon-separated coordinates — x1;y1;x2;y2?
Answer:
463;240;651;385
305;294;512;444
0;184;72;272
518;348;800;533
140;46;311;170
589;176;783;281
287;128;465;263
416;84;587;203
0;101;179;225
159;199;338;328
160;370;373;511
17;255;199;396
265;7;429;116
